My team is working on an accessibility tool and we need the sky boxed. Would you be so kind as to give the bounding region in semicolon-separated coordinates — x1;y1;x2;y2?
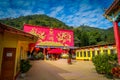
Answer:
0;0;114;29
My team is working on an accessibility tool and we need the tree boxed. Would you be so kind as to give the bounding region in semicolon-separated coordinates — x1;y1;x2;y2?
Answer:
80;31;89;46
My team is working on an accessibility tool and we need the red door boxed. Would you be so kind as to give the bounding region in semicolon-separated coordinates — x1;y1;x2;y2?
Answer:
1;48;16;80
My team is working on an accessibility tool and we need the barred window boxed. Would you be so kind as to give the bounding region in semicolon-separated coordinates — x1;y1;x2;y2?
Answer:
77;52;79;57
110;49;115;54
92;51;95;57
80;52;82;57
97;50;100;55
84;51;86;57
88;51;90;57
103;50;108;54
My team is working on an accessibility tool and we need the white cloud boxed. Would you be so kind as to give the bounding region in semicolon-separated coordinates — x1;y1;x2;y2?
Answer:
36;10;45;14
0;0;113;29
58;4;112;29
49;6;64;17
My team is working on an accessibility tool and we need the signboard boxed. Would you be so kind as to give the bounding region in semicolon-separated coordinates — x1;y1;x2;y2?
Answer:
6;53;12;57
24;24;74;47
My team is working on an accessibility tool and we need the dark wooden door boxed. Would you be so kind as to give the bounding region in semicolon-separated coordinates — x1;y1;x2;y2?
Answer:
1;48;16;80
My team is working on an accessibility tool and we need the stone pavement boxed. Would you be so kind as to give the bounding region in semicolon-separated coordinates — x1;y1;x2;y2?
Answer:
17;59;115;80
45;59;112;80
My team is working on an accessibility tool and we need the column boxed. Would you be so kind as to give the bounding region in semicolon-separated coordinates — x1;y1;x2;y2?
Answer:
113;21;120;64
43;48;46;60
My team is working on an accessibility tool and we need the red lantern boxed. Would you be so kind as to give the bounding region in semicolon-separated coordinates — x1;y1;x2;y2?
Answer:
47;47;50;51
35;48;40;52
29;43;35;53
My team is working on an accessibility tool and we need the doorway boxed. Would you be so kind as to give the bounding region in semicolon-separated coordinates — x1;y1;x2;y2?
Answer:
1;48;16;80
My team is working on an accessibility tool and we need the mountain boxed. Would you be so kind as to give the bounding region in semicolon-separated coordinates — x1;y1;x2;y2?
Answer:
104;27;115;44
0;14;69;29
73;25;115;47
0;14;115;47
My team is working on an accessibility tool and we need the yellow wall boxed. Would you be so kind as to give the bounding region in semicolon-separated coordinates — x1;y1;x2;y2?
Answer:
15;41;30;75
0;33;3;75
14;35;35;76
0;31;37;78
76;45;116;61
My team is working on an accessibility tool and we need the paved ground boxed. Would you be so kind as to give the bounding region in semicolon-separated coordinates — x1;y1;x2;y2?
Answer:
17;59;115;80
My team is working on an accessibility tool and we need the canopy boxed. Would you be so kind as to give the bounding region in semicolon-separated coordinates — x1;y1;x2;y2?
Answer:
48;48;63;54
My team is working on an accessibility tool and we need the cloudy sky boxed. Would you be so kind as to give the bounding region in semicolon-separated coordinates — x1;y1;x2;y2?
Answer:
0;0;114;29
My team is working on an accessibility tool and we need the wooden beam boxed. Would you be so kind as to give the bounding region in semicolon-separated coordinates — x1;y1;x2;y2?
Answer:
105;0;120;15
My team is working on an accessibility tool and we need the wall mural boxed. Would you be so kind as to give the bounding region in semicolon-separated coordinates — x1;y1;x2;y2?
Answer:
24;24;74;47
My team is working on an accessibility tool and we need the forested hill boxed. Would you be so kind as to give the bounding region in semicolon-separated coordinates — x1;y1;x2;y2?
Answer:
74;26;114;47
0;14;115;47
0;14;69;29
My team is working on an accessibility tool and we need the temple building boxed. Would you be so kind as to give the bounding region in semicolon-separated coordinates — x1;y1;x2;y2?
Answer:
76;43;116;61
23;24;74;59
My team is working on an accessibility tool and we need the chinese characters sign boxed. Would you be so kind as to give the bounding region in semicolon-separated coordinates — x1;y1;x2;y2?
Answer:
24;24;74;46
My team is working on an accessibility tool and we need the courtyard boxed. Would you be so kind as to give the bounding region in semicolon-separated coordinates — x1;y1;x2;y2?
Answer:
16;59;115;80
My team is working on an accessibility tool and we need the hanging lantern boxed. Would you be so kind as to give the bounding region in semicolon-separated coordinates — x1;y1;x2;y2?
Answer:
35;47;40;52
29;43;35;53
47;47;50;51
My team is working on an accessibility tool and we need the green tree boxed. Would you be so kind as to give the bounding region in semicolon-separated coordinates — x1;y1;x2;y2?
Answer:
80;31;89;46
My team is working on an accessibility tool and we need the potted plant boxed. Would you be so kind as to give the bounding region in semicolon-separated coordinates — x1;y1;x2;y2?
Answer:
20;59;32;77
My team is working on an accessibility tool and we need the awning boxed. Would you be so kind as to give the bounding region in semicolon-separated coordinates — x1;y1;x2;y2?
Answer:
48;48;63;54
35;45;78;49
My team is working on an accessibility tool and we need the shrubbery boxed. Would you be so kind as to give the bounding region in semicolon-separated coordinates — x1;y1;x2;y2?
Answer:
34;52;44;60
20;59;32;73
92;53;117;78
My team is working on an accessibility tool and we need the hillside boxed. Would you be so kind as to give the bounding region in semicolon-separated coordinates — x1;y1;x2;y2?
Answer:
74;25;114;47
0;14;69;29
0;14;115;47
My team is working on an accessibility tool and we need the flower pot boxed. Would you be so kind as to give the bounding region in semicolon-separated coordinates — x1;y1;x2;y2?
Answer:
67;58;72;64
20;73;26;78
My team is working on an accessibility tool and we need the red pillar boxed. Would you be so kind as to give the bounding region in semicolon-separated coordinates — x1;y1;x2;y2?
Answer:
113;21;120;64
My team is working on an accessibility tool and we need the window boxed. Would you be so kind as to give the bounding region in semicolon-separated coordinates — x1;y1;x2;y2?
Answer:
92;51;95;57
88;51;90;57
80;52;82;57
97;50;100;55
103;50;108;54
20;47;23;59
77;52;79;57
110;49;115;54
84;51;86;57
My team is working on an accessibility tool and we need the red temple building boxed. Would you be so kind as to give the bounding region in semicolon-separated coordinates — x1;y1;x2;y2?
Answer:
23;24;74;59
